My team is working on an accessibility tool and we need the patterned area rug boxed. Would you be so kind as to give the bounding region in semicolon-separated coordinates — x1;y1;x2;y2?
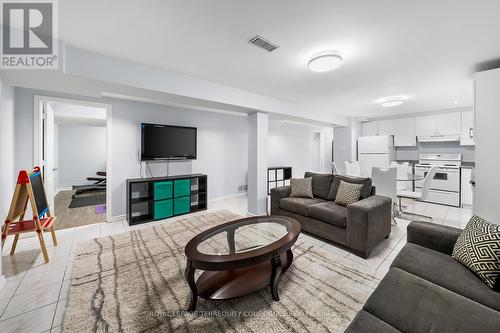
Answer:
62;210;380;332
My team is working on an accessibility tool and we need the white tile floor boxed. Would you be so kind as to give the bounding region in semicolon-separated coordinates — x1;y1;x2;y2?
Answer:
0;196;472;332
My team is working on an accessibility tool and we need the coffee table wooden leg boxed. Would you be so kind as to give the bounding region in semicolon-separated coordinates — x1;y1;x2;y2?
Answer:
185;259;198;311
270;251;282;301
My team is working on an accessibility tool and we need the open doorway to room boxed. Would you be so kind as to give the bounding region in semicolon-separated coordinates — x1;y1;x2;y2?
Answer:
34;97;111;230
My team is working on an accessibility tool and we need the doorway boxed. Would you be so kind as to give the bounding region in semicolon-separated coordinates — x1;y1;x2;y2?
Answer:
312;131;324;173
34;96;112;229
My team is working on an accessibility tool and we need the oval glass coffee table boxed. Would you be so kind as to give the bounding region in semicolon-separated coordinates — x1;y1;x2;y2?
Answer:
184;215;301;311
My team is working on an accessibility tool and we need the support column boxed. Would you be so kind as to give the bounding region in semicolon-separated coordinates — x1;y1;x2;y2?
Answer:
248;112;268;215
0;79;15;290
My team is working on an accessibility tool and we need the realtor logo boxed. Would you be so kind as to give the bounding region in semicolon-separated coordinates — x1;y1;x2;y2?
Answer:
1;0;58;69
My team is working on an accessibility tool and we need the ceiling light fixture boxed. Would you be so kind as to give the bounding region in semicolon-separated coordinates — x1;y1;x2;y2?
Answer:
308;52;343;72
378;96;407;107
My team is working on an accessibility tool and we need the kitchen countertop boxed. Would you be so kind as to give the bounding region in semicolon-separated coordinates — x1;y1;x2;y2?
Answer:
395;160;475;168
461;161;475;168
395;160;419;166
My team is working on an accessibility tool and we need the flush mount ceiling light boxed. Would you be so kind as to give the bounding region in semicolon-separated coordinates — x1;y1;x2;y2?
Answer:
378;96;407;107
308;53;343;72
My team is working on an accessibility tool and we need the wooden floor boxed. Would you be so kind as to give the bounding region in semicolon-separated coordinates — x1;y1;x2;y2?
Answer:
54;190;106;230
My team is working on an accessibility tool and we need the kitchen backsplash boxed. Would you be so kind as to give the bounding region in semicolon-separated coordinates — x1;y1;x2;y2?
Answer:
395;142;475;162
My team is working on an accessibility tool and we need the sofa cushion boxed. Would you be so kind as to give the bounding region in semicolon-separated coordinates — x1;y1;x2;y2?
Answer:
363;267;500;333
392;242;500;312
452;215;500;290
289;178;314;198
345;310;400;333
304;172;334;200
329;175;372;200
308;201;348;228
279;197;325;216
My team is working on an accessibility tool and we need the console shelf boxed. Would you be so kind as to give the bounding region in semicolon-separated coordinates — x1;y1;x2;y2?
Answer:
126;174;207;226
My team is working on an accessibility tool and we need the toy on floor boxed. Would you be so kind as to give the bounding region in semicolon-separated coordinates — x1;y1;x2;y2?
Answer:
1;167;57;263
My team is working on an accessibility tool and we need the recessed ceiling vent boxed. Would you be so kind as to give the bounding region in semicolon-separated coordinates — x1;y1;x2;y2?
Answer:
248;35;279;52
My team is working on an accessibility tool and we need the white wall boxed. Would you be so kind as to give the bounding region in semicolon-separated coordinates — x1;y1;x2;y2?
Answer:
268;120;333;178
0;79;15;287
395;142;475;162
474;67;500;223
14;88;249;218
0;81;15;219
57;126;106;189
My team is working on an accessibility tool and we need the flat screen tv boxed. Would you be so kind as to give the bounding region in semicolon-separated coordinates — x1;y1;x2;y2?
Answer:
141;123;197;161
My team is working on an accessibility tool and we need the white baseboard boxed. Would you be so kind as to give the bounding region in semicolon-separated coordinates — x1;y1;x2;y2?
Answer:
108;192;247;223
109;214;126;223
56;187;72;195
209;192;247;203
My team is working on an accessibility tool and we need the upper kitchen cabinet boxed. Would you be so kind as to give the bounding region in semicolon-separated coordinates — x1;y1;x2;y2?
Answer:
415;112;460;137
435;113;461;135
460;110;475;146
394;118;416;146
415;115;437;136
361;121;378;136
377;119;395;135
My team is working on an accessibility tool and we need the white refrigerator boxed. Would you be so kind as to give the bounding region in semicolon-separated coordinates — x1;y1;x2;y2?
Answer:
357;136;395;177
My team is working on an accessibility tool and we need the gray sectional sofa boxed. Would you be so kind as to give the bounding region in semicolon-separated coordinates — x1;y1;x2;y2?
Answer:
345;221;500;333
270;172;392;258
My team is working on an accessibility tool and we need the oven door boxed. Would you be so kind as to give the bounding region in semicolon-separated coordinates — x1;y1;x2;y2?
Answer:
415;166;460;192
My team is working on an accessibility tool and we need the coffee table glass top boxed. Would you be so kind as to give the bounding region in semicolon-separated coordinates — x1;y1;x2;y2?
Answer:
197;217;293;256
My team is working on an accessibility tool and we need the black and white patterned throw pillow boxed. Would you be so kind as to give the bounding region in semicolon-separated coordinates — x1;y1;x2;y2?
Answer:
452;215;500;290
290;178;314;198
334;180;363;206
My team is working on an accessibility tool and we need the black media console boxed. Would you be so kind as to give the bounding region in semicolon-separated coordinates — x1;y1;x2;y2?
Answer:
126;174;207;226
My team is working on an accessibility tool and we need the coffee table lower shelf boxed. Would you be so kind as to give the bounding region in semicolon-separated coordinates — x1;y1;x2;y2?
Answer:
186;250;293;310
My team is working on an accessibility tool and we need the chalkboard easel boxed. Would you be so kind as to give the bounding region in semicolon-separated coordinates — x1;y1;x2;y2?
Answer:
1;167;57;263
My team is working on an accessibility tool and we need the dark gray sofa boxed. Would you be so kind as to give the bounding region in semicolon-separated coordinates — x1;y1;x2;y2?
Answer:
270;172;392;258
345;221;500;333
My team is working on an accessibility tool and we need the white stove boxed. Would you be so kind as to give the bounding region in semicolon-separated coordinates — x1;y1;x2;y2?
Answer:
414;153;462;207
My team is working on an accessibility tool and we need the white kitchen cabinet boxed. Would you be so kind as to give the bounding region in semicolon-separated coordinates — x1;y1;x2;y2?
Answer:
361;121;378;136
415;115;436;136
461;167;474;207
415;112;460;136
460;111;475;146
393;118;416;146
436;113;461;135
377;119;395;135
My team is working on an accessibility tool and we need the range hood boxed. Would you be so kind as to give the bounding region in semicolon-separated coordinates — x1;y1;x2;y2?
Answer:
417;134;461;142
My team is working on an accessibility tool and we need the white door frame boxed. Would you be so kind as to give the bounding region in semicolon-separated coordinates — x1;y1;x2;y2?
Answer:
33;95;113;222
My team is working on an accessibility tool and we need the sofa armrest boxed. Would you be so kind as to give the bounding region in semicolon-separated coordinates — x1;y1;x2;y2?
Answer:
346;195;392;257
407;221;462;255
270;186;291;215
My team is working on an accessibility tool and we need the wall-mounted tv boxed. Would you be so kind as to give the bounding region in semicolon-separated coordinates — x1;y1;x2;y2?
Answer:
141;123;197;161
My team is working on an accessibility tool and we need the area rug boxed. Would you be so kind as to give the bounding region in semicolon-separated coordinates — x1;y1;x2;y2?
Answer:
62;210;380;332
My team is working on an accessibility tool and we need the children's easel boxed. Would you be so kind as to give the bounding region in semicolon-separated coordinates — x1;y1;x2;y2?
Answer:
1;167;57;263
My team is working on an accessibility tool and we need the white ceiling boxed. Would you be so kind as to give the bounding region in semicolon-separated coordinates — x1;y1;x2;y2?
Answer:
58;1;500;118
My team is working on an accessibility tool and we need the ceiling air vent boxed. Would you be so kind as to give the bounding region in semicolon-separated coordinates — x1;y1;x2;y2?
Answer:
248;35;279;52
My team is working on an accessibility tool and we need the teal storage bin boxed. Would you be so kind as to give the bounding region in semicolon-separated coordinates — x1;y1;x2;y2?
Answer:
174;196;190;215
174;179;191;197
154;199;173;219
154;181;173;200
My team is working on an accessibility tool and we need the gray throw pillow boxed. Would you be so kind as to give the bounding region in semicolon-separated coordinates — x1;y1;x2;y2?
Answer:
452;215;500;290
290;178;313;198
334;180;363;206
